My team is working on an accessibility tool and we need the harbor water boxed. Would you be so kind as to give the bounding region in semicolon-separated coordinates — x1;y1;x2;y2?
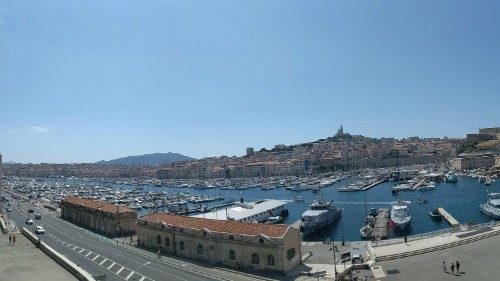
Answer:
75;176;499;242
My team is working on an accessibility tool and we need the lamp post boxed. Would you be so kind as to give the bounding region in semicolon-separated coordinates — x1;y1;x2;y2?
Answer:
327;238;338;280
341;209;345;246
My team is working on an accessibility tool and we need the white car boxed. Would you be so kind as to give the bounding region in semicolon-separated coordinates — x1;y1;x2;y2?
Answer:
35;226;45;234
26;219;34;225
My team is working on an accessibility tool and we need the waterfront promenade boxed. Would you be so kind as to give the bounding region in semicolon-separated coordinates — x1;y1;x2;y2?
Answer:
0;230;77;281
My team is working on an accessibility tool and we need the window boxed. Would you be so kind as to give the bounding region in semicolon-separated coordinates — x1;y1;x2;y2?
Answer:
287;248;296;260
198;244;204;255
180;241;185;251
267;255;275;266
259;238;264;244
229;250;235;261
203;232;207;237
229;235;234;240
165;237;170;247
251;253;259;264
156;235;161;245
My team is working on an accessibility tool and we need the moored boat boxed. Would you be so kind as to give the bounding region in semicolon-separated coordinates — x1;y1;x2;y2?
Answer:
480;193;500;220
390;201;411;230
300;192;341;235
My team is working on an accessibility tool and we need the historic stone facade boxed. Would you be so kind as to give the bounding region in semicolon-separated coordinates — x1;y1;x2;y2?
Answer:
137;213;301;274
60;196;137;237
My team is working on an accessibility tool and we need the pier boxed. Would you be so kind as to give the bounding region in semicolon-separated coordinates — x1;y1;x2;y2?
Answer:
361;179;386;191
437;207;460;227
372;208;390;239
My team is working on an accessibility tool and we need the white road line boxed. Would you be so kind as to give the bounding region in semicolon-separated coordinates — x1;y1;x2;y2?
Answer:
85;251;93;257
116;266;125;275
107;262;116;270
92;255;100;261
78;249;85;254
139;276;146;281
125;271;135;280
72;246;78;250
99;258;107;266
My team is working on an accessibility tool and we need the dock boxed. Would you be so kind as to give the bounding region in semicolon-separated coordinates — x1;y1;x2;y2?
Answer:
437;207;460;227
361;179;386;191
372;208;389;239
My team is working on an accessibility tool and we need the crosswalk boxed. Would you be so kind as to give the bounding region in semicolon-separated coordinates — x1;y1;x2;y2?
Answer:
46;232;155;281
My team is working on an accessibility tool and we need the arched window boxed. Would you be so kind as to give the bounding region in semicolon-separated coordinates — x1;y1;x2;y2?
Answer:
251;253;259;264
156;235;161;245
198;244;204;255
180;241;185;250
229;250;236;261
267;255;275;266
165;237;171;247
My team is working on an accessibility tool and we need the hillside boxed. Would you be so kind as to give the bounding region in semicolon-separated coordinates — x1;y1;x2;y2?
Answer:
95;152;193;165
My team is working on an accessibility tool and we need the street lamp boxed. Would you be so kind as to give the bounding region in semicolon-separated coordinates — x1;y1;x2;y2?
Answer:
327;238;338;280
341;209;345;245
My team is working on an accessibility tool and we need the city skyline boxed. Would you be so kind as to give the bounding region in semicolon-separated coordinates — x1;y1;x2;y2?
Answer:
1;0;500;163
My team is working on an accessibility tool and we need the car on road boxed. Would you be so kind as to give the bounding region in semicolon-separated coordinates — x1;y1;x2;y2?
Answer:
35;226;45;234
26;219;34;225
6;208;12;212
35;214;42;220
28;209;34;213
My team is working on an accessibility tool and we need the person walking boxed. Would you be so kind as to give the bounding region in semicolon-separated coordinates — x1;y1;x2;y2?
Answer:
8;235;12;246
13;235;16;246
456;261;460;274
451;263;455;274
442;261;447;272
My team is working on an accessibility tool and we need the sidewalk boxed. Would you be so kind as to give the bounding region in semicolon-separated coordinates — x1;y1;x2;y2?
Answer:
0;231;77;281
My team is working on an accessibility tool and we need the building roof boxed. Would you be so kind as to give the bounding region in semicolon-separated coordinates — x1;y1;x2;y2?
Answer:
191;199;288;221
142;213;289;237
62;196;135;214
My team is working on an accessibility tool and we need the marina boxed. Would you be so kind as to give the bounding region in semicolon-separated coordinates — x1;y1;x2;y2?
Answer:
437;207;460;227
2;168;499;242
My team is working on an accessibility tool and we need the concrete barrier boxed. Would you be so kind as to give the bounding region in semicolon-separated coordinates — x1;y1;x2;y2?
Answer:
21;227;96;281
0;217;8;234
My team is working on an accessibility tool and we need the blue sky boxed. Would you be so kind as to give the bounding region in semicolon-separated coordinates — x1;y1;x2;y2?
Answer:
0;0;499;163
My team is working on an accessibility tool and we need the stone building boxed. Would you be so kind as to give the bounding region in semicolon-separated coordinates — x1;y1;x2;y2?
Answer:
450;152;496;171
137;213;301;274
60;196;137;237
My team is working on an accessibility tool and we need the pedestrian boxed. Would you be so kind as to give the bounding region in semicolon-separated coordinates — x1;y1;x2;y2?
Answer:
442;261;447;272
157;248;161;259
8;235;12;246
404;236;408;244
456;261;460;274
13;235;16;246
451;263;455;274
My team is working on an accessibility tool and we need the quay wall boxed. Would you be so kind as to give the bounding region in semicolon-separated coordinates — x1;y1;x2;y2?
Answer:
21;227;96;281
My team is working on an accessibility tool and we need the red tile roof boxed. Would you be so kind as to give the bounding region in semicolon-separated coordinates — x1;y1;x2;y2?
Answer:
142;213;289;237
62;196;135;214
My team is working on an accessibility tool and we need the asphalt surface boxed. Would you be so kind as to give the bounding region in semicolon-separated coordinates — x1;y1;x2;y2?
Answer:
6;198;270;281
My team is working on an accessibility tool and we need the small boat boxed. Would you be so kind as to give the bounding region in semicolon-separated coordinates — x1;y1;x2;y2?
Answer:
292;195;304;202
265;216;284;224
429;208;442;219
480;193;500;220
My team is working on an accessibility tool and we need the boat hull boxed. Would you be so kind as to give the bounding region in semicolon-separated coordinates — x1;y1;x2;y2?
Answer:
300;210;340;235
480;204;500;220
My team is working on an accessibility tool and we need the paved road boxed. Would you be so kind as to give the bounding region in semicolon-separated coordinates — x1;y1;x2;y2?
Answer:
7;199;269;281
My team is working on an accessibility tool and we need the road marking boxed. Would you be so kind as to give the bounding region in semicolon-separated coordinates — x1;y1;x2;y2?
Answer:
116;266;125;275
72;246;78;250
107;262;116;270
371;266;387;278
139;276;145;281
85;251;93;257
92;254;100;261
78;249;85;254
99;258;107;265
125;271;135;280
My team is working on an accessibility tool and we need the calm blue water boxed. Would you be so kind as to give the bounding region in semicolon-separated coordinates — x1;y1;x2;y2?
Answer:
71;176;500;242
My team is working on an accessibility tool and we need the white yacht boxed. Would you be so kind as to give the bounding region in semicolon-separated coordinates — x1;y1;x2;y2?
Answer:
390;201;411;230
445;172;458;182
300;192;341;235
480;193;500;220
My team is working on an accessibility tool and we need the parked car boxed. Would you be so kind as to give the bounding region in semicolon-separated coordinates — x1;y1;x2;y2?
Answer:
6;208;12;212
26;219;34;225
35;226;45;234
351;254;364;264
35;214;42;220
28;209;34;213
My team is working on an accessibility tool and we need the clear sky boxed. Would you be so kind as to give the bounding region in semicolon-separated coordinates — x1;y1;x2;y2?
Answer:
0;0;499;163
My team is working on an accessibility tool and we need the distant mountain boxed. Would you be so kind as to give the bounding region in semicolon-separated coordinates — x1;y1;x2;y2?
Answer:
95;152;193;165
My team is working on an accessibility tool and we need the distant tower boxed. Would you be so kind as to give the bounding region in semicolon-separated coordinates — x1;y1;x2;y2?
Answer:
335;124;344;137
246;147;255;156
